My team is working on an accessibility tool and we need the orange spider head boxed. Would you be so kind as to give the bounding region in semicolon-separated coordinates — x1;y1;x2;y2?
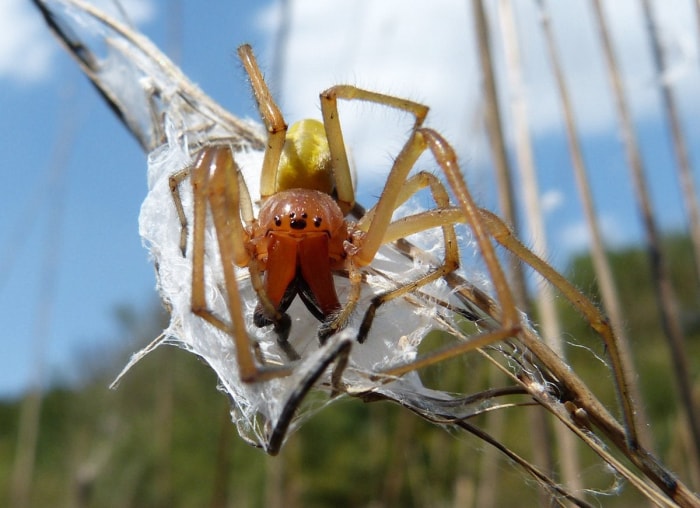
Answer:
254;188;348;324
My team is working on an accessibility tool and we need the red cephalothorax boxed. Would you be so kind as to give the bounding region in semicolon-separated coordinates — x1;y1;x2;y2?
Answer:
253;188;348;324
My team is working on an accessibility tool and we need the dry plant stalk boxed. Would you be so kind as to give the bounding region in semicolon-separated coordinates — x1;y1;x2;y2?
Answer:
590;0;700;468
534;0;652;449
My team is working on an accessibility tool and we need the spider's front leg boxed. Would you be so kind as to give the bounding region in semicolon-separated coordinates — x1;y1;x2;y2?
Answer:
187;145;293;382
238;44;303;354
354;170;460;343
342;127;523;377
320;85;429;217
316;86;433;341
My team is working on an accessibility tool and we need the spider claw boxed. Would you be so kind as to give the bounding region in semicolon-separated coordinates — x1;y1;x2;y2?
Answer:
277;337;300;362
357;303;378;344
178;227;188;257
272;313;291;342
253;303;271;328
317;320;338;344
318;321;338;345
253;305;297;359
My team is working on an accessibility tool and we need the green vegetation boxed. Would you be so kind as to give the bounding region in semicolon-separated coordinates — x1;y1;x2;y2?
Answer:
2;234;698;507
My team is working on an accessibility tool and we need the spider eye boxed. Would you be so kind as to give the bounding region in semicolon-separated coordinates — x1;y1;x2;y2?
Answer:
290;213;307;230
274;215;282;227
314;217;322;227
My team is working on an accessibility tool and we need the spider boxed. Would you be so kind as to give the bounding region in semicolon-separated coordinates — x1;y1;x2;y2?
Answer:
169;44;468;384
170;44;639;453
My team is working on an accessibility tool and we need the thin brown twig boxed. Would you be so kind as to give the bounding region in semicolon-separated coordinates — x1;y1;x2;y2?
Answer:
536;0;653;452
590;0;700;467
497;0;581;493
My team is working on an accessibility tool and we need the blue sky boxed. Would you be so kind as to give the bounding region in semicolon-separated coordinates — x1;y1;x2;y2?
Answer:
1;0;698;398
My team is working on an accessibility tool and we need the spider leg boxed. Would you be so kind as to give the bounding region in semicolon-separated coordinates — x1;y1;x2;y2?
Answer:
189;148;240;331
318;84;521;369
365;128;521;378
169;167;191;256
368;129;638;446
366;198;639;444
317;263;362;343
238;44;287;200
238;45;307;353
308;84;430;339
355;172;459;343
476;207;639;445
191;146;291;382
171;149;252;257
320;85;429;215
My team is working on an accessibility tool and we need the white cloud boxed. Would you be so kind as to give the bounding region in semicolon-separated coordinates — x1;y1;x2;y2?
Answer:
559;213;628;254
541;189;564;215
254;0;700;188
498;0;700;136
0;0;155;84
0;0;56;82
560;220;591;254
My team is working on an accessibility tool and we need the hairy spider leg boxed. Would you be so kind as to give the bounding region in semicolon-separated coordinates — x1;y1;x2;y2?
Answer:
189;146;291;382
474;208;640;445
317;86;435;337
352;128;523;378
317;86;511;349
238;44;356;215
170;151;291;357
238;44;287;201
169;167;191;255
354;171;460;343
342;122;639;445
321;85;428;222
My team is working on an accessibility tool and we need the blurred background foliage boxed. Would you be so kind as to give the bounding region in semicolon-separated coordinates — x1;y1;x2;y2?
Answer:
2;232;698;507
